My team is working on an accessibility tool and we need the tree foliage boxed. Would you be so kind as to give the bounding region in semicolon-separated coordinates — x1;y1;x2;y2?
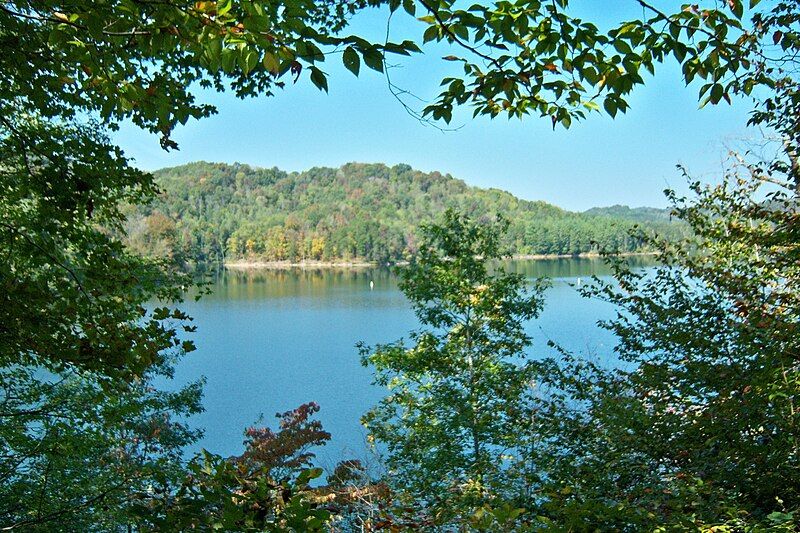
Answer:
126;161;683;265
0;110;205;530
140;402;335;532
2;0;796;132
0;0;417;148
3;0;800;529
0;1;407;529
361;210;547;528
0;114;195;380
356;162;800;531
407;0;797;131
520;152;798;529
0;368;203;531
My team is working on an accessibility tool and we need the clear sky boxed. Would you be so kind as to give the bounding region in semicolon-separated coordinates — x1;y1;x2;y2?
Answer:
113;3;755;212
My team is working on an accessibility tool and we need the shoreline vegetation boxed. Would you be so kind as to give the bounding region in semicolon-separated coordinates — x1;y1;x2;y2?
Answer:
223;251;658;270
126;162;686;267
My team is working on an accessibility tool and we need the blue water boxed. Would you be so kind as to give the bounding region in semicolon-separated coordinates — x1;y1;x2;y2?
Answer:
172;258;649;468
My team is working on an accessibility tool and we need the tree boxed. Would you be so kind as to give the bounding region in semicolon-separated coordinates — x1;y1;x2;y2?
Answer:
4;1;795;141
0;0;419;416
529;155;800;529
0;0;418;149
400;0;794;134
140;403;333;532
0;0;405;525
0;367;203;531
2;0;799;529
361;209;547;528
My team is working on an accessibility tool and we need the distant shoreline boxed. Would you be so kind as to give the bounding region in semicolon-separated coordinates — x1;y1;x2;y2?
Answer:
223;252;657;270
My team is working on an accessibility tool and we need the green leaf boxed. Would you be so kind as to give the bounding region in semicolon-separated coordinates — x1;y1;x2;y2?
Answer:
297;467;324;485
451;24;469;41
710;83;723;104
216;0;232;16
423;25;440;43
603;97;617;117
730;0;744;19
295;41;309;60
342;46;360;76
262;52;280;74
362;48;384;72
220;48;237;73
309;66;328;92
241;50;258;75
299;41;324;63
583;100;600;112
48;28;68;47
613;39;632;55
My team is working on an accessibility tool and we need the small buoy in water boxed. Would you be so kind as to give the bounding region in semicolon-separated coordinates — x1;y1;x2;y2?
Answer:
369;280;374;291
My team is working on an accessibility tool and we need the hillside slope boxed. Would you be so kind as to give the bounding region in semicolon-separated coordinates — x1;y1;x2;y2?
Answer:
583;204;675;222
123;162;684;264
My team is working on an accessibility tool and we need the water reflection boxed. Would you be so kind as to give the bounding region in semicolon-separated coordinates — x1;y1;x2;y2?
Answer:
503;255;655;279
205;255;656;300
175;257;651;463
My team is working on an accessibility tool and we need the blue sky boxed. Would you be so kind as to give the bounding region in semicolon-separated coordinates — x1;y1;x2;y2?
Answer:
113;3;754;211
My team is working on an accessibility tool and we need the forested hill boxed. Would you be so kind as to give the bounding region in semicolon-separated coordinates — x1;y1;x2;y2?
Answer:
583;204;675;222
123;161;684;264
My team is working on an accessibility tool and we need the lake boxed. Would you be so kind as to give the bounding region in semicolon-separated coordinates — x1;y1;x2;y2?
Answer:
172;257;652;469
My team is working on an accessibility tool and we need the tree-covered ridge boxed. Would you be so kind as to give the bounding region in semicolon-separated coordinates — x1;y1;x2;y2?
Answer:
583;204;675;222
126;161;685;264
